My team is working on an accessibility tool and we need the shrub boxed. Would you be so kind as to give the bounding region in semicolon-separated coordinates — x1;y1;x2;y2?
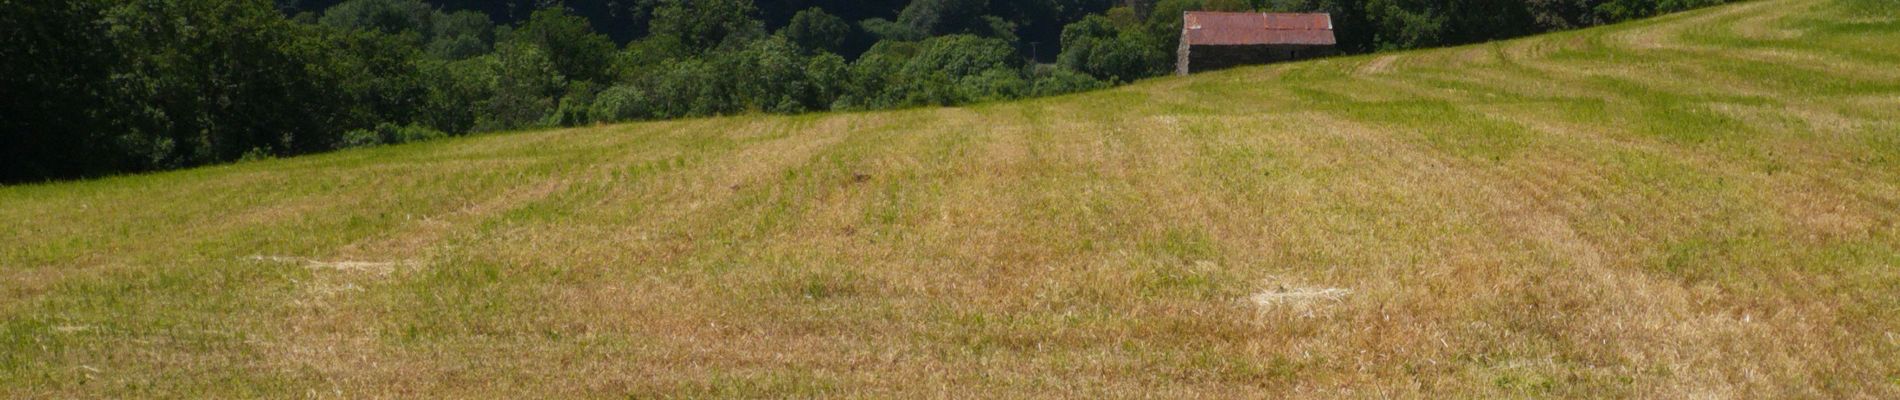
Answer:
1031;68;1109;97
590;85;653;123
547;82;598;127
957;68;1030;103
342;123;447;148
1059;15;1170;83
902;35;1020;81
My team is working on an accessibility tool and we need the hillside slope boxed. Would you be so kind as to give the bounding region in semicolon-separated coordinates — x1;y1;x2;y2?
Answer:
4;0;1898;397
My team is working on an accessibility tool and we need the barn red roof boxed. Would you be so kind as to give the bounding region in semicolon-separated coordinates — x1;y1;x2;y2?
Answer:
1182;12;1335;46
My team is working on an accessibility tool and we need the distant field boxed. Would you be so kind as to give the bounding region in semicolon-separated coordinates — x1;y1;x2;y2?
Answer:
4;0;1898;397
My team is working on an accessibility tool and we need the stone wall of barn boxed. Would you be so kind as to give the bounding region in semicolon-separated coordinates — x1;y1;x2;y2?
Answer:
1176;44;1337;75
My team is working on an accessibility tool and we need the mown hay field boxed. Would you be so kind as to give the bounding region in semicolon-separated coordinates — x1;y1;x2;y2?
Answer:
4;0;1898;397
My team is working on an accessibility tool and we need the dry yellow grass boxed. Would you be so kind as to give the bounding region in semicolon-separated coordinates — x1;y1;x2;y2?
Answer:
4;0;1898;397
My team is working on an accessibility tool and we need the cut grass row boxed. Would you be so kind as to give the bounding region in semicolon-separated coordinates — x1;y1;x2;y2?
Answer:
4;0;1898;396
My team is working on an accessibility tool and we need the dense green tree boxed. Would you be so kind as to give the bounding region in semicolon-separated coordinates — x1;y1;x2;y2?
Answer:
486;41;564;129
417;57;498;133
514;8;617;84
726;37;819;113
612;37;675;82
860;18;927;41
1142;0;1203;59
646;58;727;117
844;34;1025;108
784;8;853;54
1595;0;1728;21
839;40;920;108
648;0;766;55
896;0;991;36
433;10;494;40
109;0;352;165
1357;0;1447;50
805;52;853;108
1301;0;1377;54
1058;14;1168;83
0;0;135;181
428;10;496;59
319;27;432;130
548;81;599;126
1442;0;1539;44
1524;0;1604;29
320;0;435;36
988;0;1117;60
902;34;1020;81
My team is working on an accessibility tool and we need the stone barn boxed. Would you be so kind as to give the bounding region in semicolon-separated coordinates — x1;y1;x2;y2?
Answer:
1176;12;1337;75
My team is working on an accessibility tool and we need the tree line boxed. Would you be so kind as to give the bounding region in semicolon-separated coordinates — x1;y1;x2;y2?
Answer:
3;0;1733;183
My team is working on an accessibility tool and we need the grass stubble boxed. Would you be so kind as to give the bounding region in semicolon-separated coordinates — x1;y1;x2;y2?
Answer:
3;0;1898;397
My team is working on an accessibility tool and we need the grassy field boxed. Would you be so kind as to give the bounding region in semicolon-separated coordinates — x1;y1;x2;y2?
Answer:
5;0;1899;397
